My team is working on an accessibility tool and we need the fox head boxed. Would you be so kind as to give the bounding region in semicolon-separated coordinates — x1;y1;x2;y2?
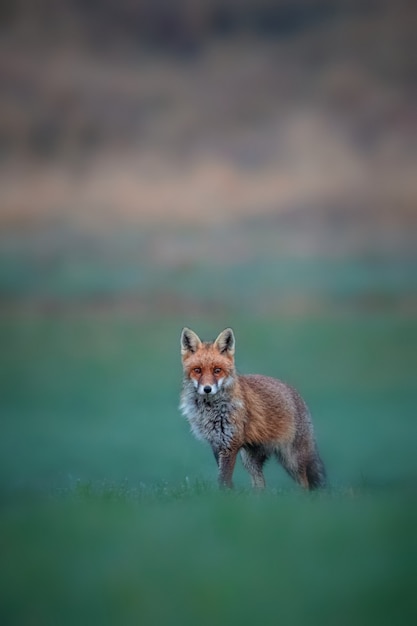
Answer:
181;327;236;397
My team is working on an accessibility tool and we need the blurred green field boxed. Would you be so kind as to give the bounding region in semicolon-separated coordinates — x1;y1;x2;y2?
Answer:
1;313;416;491
1;486;416;626
1;304;416;625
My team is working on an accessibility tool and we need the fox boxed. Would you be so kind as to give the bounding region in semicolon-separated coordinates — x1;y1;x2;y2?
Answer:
179;327;326;490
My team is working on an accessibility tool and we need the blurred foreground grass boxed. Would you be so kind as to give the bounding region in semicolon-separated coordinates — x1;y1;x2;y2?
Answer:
1;483;416;626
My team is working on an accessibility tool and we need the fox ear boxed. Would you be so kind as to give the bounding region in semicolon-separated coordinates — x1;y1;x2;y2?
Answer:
214;328;235;355
181;328;202;355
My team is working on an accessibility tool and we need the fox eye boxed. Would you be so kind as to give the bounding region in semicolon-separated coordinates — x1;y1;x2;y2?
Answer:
193;367;202;374
213;367;222;375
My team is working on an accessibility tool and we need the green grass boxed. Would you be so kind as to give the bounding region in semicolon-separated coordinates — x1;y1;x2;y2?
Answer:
1;314;416;491
1;483;416;626
0;305;416;625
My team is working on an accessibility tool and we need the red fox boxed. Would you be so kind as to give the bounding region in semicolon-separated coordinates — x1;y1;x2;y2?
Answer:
180;327;326;490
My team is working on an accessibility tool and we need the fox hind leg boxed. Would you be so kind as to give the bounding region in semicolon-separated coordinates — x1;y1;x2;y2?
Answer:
275;444;326;490
240;445;268;490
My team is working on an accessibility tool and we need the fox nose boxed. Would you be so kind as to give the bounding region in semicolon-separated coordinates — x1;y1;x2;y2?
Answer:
203;385;212;394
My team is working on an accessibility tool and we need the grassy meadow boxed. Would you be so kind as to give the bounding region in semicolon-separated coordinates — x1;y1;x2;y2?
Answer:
1;221;416;625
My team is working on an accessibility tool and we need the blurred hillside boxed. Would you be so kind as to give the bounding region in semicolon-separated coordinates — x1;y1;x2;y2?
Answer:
0;0;416;314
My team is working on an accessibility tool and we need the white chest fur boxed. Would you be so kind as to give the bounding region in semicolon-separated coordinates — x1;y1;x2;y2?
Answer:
180;386;240;450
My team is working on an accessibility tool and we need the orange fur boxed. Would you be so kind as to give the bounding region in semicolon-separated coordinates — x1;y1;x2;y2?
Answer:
180;327;326;490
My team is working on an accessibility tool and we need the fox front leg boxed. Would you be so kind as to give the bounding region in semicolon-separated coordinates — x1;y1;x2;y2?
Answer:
216;448;238;489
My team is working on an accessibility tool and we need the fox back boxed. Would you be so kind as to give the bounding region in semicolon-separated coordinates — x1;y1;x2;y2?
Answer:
180;327;326;490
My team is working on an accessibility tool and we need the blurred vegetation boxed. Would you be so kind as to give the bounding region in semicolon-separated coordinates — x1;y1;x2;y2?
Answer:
3;0;415;59
1;486;416;626
1;0;415;232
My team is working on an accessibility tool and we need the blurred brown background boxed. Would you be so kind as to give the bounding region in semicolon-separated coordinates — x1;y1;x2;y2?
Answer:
1;0;415;252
